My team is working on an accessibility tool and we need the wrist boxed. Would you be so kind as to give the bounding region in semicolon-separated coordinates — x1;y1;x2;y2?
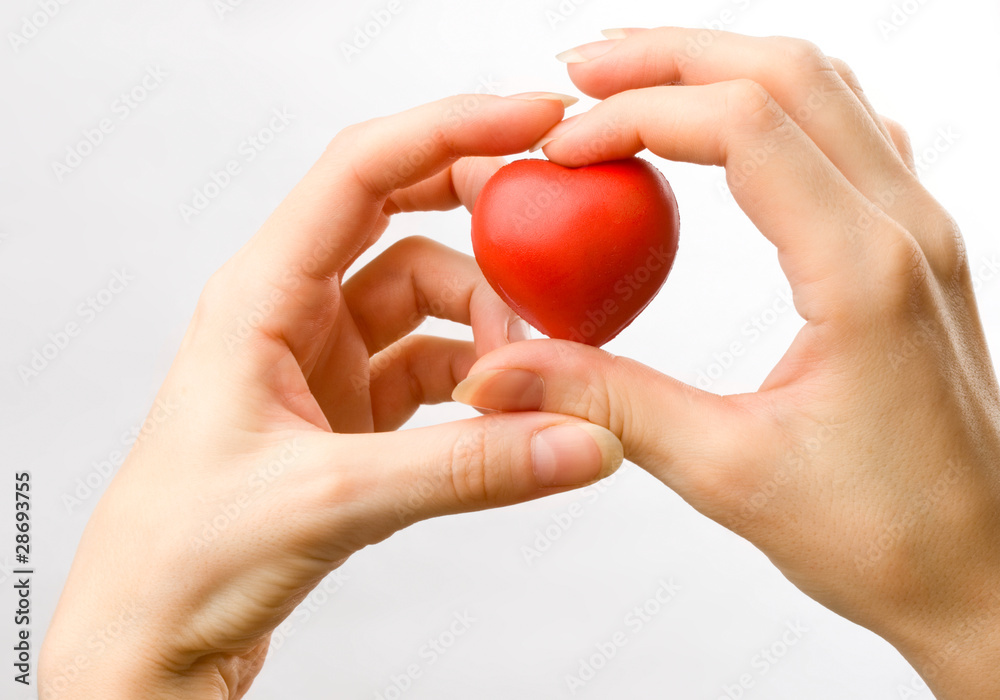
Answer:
40;614;234;700
40;647;232;700
891;584;1000;699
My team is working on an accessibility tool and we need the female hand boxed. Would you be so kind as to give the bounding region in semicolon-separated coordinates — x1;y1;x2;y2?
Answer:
453;28;1000;699
39;93;624;700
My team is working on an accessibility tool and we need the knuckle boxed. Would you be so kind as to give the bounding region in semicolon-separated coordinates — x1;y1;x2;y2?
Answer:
328;121;370;150
425;123;456;158
386;234;437;260
876;229;932;310
775;38;832;76
326;121;388;197
574;381;617;434
554;351;620;434
927;214;969;282
312;467;361;511
195;265;232;318
447;422;495;508
827;56;863;93
882;116;911;145
726;79;788;135
881;116;916;166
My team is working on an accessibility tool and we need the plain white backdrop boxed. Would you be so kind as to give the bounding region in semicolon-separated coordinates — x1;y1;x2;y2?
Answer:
3;0;999;698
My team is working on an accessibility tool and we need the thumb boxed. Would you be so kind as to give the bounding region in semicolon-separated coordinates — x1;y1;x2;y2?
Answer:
331;413;623;529
451;340;763;517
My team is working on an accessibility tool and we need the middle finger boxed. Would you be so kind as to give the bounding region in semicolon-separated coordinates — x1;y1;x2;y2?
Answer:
342;236;528;357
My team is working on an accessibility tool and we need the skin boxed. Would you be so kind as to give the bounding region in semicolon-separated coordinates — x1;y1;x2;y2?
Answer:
40;26;1000;699
455;28;1000;699
38;92;625;700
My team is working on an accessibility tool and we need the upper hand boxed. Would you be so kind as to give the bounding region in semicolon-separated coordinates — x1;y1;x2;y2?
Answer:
454;28;1000;699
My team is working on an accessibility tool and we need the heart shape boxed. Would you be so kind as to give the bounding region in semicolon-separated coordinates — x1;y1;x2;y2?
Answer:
471;157;680;346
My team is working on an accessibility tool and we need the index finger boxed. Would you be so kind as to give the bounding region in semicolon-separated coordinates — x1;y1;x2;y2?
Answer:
244;93;575;285
534;83;925;323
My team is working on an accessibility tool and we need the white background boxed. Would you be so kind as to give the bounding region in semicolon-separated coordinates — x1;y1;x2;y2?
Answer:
3;0;999;698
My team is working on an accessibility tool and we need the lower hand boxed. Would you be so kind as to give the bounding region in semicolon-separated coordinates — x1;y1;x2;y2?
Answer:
39;92;623;700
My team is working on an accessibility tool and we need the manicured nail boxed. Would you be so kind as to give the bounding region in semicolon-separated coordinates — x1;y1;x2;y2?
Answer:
529;113;584;152
556;39;621;64
532;424;624;487
507;318;532;343
507;92;579;108
453;369;544;412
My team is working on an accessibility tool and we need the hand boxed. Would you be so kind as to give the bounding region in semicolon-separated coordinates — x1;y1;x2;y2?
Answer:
39;92;624;700
453;28;1000;699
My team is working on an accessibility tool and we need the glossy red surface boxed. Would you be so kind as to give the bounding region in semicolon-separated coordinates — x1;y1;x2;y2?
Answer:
471;157;680;346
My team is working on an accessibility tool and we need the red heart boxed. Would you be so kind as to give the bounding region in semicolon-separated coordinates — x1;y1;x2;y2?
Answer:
471;157;680;347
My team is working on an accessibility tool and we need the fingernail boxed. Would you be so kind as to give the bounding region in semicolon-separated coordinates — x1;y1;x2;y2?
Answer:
556;39;621;64
600;27;648;39
507;92;579;108
532;424;624;487
600;28;630;39
529;113;584;152
453;369;544;412
507;318;532;343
